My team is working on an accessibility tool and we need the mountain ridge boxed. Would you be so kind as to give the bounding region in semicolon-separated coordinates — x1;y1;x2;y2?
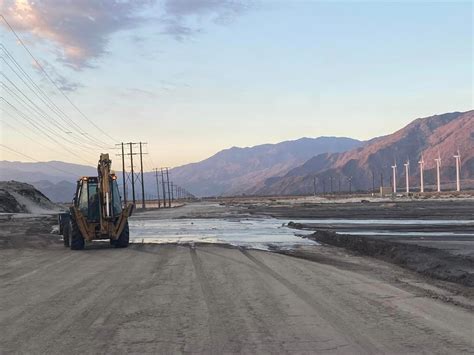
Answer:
170;136;363;196
256;110;473;195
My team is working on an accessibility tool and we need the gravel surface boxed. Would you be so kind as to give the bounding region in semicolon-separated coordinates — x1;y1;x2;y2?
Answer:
1;241;473;353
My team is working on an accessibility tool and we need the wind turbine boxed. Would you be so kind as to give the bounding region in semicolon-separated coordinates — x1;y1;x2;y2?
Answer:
435;152;442;192
404;159;410;195
454;149;461;192
418;154;425;193
391;161;397;194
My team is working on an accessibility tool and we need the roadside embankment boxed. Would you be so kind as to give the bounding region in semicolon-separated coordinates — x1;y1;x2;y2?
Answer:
296;228;474;287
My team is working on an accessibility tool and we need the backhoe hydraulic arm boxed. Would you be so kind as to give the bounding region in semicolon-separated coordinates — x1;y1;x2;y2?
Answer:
97;153;113;220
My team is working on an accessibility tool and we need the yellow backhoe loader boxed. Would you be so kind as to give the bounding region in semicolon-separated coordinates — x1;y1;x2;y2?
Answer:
59;154;134;250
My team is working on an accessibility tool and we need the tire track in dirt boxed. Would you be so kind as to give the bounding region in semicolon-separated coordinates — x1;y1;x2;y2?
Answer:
239;248;381;354
190;247;239;354
51;247;176;353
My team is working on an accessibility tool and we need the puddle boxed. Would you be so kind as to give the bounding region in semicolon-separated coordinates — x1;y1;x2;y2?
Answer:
129;218;317;250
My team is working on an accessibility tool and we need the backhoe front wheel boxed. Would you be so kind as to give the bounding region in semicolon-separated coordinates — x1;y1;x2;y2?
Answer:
69;218;85;250
112;221;129;248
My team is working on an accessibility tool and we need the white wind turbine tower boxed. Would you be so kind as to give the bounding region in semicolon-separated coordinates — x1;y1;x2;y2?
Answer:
391;161;397;194
418;154;425;193
454;149;461;192
404;159;410;195
435;152;442;192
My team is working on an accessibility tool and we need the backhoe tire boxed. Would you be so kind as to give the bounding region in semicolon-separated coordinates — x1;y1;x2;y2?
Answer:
69;218;85;250
114;221;129;248
63;223;70;247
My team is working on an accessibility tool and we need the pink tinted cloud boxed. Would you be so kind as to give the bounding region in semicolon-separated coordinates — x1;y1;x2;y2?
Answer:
1;0;153;69
0;0;250;68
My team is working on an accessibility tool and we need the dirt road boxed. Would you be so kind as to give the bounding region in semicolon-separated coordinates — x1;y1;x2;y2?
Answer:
1;241;473;353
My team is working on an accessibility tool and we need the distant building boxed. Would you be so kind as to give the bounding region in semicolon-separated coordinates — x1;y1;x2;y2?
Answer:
380;187;392;197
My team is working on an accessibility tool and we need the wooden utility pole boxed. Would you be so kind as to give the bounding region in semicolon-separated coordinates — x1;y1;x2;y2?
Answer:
160;168;167;207
154;168;161;208
139;142;146;209
128;142;136;205
166;168;171;207
116;142;141;206
121;143;126;204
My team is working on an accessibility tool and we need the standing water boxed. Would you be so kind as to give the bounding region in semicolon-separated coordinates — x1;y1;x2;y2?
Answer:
129;218;316;250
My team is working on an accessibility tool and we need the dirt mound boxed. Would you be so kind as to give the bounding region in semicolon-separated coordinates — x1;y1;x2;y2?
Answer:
0;181;59;213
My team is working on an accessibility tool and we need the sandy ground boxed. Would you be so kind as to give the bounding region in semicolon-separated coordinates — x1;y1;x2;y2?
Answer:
1;202;474;353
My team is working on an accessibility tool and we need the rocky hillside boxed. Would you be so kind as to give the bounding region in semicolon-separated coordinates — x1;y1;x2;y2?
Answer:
256;111;474;195
0;181;59;213
171;137;362;197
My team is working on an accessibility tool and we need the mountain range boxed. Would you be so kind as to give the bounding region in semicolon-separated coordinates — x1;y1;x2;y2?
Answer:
1;110;472;201
256;111;474;195
170;137;362;197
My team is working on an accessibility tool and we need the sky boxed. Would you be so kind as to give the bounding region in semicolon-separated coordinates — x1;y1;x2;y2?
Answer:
0;0;472;169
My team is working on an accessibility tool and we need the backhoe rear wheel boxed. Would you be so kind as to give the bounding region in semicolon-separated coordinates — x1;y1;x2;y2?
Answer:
63;223;70;247
114;221;129;248
69;218;85;250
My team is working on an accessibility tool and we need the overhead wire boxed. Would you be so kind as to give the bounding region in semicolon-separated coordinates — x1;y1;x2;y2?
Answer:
144;144;157;171
1;97;96;165
1;46;110;150
0;14;118;144
1;79;106;151
1;81;101;150
0;116;63;152
0;48;110;150
0;143;78;177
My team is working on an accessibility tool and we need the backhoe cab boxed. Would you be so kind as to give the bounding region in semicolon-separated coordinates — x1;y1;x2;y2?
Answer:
59;153;134;250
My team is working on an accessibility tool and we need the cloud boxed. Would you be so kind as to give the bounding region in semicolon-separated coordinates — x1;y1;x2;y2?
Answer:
31;59;83;92
1;0;154;70
164;0;247;17
159;17;197;41
161;0;250;39
0;0;250;69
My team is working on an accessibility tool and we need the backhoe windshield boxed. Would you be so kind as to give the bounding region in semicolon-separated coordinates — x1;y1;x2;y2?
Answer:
88;182;100;221
112;179;122;216
78;180;88;215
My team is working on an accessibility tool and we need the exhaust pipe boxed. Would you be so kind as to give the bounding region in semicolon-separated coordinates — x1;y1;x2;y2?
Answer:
106;192;110;217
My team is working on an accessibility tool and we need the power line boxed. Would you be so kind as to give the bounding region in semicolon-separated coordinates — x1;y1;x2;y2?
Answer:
0;47;110;150
0;117;60;152
1;97;96;165
1;108;97;165
0;143;78;177
1;46;110;149
0;14;118;143
1;80;100;150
